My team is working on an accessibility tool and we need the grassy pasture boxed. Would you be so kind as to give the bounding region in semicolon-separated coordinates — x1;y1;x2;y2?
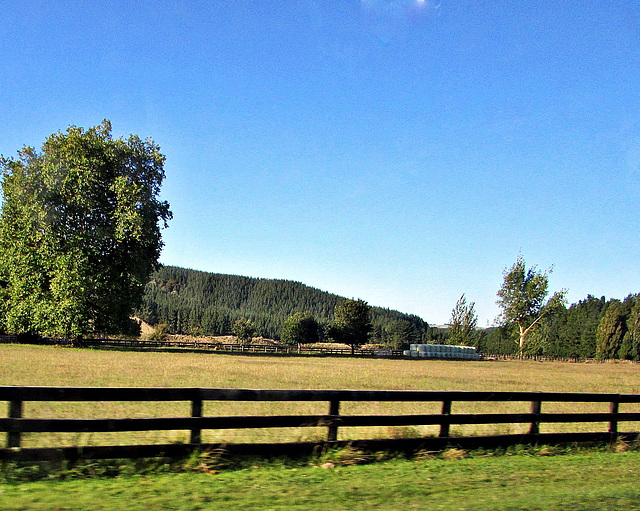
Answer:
2;451;640;510
1;343;639;447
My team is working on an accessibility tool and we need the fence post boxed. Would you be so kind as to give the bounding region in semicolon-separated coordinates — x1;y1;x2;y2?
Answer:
529;399;542;435
439;400;452;437
8;400;23;448
190;392;203;445
327;399;340;442
609;397;619;441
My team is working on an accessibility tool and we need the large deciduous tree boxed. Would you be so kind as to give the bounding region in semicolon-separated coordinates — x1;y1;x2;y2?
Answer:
232;318;256;345
281;312;318;344
327;299;372;354
496;255;567;353
448;294;479;347
0;121;171;341
281;312;319;346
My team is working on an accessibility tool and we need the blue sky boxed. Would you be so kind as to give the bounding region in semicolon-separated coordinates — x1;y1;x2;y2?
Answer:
2;1;639;325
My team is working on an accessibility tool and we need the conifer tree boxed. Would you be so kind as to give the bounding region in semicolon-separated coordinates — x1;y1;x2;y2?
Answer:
596;300;627;359
623;298;640;361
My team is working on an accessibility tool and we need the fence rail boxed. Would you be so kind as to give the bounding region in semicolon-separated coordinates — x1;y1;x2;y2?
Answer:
2;386;640;461
6;335;640;364
0;335;400;356
96;340;403;356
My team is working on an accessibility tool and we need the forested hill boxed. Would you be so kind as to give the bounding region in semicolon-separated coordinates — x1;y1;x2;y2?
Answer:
138;266;432;343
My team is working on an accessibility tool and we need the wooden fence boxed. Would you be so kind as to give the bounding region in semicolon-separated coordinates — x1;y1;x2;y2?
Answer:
6;335;640;364
1;387;640;462
0;335;400;356
95;339;391;355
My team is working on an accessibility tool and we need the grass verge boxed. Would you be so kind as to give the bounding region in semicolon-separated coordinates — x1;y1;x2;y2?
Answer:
1;446;639;510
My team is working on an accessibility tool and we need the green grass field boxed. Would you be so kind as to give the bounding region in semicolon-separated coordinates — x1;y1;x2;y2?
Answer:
1;344;640;510
1;343;639;447
2;450;640;510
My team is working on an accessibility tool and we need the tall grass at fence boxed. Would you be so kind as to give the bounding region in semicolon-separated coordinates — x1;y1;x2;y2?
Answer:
1;343;639;447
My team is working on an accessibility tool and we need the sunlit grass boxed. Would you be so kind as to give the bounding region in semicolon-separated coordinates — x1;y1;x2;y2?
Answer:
2;451;640;510
1;344;639;447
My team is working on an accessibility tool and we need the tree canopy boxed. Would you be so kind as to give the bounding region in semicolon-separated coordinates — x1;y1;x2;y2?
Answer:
139;266;431;342
327;299;373;354
448;294;479;347
281;312;319;345
622;297;640;361
594;295;640;360
0;121;171;340
232;317;256;345
496;255;566;353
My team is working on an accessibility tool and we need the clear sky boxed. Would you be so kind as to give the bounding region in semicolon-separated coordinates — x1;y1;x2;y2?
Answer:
2;1;639;326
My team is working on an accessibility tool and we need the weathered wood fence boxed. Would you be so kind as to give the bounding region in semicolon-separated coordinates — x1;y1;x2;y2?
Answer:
93;339;394;356
0;335;400;356
5;335;640;364
1;387;640;462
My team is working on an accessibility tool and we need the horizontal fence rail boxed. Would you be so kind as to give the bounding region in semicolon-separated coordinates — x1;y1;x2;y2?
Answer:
91;340;403;357
2;387;640;461
0;336;403;357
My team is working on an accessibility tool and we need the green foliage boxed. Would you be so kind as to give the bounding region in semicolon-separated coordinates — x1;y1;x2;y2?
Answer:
326;299;373;353
556;295;606;358
521;318;554;356
623;299;640;361
424;326;450;344
496;255;567;353
596;299;628;359
138;266;431;342
149;323;169;342
479;294;640;360
379;318;422;349
232;317;256;345
137;264;639;359
0;121;171;339
448;294;479;346
478;324;518;355
281;312;319;345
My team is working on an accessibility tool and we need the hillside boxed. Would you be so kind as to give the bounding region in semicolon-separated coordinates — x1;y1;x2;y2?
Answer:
138;266;434;345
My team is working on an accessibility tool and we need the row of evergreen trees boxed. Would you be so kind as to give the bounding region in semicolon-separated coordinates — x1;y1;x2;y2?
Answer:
140;267;638;359
477;294;640;360
138;266;434;344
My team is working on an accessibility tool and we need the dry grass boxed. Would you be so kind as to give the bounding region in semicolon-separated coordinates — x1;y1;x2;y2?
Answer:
1;343;639;447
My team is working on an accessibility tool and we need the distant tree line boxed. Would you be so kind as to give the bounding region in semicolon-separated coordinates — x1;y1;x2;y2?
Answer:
451;256;640;361
138;266;432;346
141;266;640;360
476;294;640;360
